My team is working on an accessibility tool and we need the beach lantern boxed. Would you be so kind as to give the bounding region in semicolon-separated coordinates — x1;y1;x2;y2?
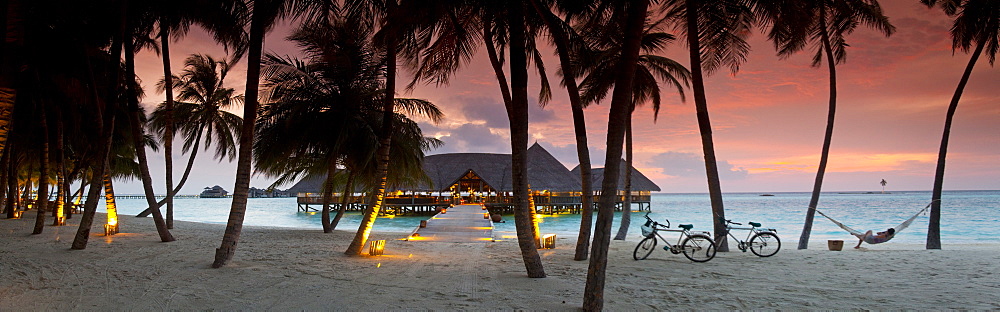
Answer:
104;176;119;236
484;213;489;219
540;234;556;249
11;210;21;219
368;240;386;256
420;220;427;228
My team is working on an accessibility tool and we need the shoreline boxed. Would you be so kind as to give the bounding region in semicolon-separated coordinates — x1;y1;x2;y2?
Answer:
2;212;998;310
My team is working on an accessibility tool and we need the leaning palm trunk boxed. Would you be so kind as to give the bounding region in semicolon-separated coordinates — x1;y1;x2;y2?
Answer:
213;9;266;268
345;5;398;255
522;6;597;259
135;128;204;217
928;40;985;250
330;171;355;230
507;2;545;277
72;21;120;249
798;18;838;250
614;116;634;240
583;1;647;310
684;0;728;252
31;107;50;234
125;32;174;243
159;24;177;230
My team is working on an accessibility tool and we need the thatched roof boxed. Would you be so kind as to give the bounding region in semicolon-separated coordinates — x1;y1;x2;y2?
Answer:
285;143;661;193
571;159;661;192
420;143;581;192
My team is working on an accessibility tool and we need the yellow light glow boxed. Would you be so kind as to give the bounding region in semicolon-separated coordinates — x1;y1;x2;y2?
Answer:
376;263;381;268
477;237;494;241
104;177;119;235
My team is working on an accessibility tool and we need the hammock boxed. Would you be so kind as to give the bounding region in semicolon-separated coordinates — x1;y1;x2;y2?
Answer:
813;201;934;244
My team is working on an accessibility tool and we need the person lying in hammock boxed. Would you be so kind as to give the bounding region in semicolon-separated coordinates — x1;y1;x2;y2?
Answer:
854;228;895;248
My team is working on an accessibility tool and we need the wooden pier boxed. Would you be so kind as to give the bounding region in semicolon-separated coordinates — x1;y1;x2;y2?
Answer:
407;204;493;243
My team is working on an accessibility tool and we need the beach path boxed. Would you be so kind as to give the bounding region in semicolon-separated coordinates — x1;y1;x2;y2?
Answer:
410;204;493;243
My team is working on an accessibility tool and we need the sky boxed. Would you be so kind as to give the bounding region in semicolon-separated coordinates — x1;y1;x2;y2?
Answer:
120;1;999;195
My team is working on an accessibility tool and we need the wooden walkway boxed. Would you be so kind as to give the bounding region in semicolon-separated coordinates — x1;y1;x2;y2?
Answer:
407;204;494;243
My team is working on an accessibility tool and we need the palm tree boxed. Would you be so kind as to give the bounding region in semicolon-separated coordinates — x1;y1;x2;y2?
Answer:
761;0;895;250
575;17;690;241
582;1;649;310
921;0;999;250
149;0;246;229
214;0;337;268
256;17;442;233
0;0;26;159
880;179;887;193
658;0;760;253
528;0;598;261
148;54;243;202
123;4;175;242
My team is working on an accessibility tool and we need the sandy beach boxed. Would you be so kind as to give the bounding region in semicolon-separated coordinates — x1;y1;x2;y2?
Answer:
1;213;998;310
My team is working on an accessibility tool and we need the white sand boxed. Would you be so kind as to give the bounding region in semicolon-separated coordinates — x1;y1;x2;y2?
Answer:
1;212;998;310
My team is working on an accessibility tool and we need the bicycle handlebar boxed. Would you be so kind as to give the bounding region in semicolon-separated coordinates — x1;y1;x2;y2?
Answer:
724;219;742;225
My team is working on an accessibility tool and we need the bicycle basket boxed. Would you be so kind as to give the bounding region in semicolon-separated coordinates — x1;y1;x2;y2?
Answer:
641;224;655;237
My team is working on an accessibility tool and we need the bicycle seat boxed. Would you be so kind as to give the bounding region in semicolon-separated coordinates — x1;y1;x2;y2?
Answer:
749;222;761;227
679;224;693;230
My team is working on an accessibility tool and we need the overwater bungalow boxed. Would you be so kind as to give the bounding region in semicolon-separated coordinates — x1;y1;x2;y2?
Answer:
286;143;659;215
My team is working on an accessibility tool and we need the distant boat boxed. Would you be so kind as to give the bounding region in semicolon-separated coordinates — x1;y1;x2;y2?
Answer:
200;185;229;198
760;194;775;196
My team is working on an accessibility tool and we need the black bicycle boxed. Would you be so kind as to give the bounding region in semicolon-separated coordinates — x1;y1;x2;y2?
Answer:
634;212;717;262
720;219;781;257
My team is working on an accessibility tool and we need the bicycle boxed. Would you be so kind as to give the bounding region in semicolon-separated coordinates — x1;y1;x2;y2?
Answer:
720;218;781;257
633;212;717;262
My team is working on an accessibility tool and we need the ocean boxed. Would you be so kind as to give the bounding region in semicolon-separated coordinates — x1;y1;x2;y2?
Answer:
102;190;999;245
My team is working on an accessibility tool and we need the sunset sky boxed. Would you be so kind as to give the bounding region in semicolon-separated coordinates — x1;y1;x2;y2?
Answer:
120;1;999;195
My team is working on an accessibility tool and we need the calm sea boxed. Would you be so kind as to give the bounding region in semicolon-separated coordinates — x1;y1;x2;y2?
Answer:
103;190;999;245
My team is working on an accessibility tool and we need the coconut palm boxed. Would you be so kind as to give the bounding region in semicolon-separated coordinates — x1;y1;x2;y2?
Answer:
214;0;338;268
579;1;650;310
759;0;896;250
657;0;761;253
148;54;244;204
575;16;690;241
921;0;999;250
256;16;442;233
528;0;599;261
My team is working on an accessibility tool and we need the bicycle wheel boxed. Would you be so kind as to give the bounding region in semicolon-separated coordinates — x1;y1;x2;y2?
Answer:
681;234;717;262
749;232;781;257
633;237;657;260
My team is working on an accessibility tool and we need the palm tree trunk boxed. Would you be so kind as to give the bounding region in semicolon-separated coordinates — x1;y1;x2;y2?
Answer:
798;14;837;250
928;39;984;250
321;156;336;233
483;20;513;105
159;23;176;230
614;115;633;240
684;0;728;252
527;0;595;260
4;149;15;218
31;106;49;234
214;8;266;267
0;145;8;215
72;25;119;249
52;112;66;225
583;1;647;310
124;27;175;243
134;127;203;217
345;0;398;256
330;171;355;230
507;0;545;277
103;173;118;234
